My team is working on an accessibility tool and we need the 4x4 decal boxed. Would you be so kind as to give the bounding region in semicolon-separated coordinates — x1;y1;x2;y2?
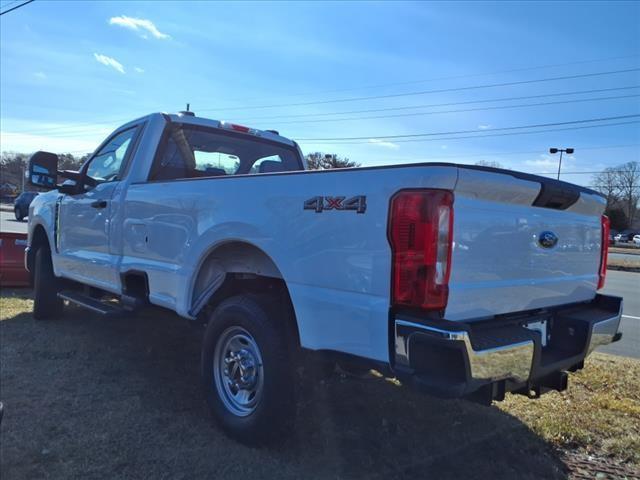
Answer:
303;195;366;214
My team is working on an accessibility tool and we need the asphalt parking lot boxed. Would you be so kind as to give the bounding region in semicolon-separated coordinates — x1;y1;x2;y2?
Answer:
0;210;26;234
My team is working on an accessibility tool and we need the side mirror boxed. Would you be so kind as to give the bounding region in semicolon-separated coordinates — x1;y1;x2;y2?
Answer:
28;151;59;190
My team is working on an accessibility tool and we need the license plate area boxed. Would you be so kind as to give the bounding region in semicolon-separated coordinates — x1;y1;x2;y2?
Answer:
525;319;549;347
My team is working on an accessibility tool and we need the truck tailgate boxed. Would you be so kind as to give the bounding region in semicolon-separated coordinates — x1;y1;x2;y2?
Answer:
446;167;606;321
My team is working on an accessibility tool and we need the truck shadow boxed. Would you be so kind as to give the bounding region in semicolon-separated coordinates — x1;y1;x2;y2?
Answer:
0;291;568;479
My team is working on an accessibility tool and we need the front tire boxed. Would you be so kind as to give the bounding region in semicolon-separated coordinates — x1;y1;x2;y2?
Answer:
201;294;296;445
14;207;23;222
33;246;63;320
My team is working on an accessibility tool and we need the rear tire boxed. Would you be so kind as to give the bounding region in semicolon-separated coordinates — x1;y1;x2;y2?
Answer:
14;207;23;222
33;246;63;320
201;294;296;445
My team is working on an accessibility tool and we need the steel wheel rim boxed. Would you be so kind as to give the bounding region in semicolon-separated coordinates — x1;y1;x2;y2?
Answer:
213;326;264;417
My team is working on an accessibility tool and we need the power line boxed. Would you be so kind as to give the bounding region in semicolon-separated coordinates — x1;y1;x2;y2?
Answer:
302;120;640;145
2;58;639;138
253;94;640;126
189;54;640;105
297;114;640;142
239;86;640;122
204;68;640;112
6;69;640;136
24;94;640;140
0;0;34;16
11;85;640;138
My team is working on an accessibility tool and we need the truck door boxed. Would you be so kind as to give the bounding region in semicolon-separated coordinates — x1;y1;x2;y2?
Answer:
56;126;141;291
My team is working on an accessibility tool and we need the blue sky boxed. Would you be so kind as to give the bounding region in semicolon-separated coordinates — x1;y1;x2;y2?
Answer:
1;0;639;186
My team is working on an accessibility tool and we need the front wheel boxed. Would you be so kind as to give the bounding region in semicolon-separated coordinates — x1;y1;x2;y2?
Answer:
33;246;63;320
14;207;23;222
201;294;296;445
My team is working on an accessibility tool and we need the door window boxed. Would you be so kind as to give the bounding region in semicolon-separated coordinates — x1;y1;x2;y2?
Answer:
85;127;139;184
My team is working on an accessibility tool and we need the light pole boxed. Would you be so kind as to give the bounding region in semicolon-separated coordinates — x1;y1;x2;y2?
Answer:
549;147;574;180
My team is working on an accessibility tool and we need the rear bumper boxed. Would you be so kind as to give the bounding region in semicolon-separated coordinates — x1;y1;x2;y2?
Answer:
393;294;623;400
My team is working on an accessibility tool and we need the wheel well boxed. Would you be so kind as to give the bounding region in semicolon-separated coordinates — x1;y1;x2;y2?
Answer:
191;242;300;348
191;241;283;308
27;225;50;274
206;274;301;350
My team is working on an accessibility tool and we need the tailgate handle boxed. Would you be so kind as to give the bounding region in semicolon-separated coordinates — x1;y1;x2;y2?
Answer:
90;200;108;209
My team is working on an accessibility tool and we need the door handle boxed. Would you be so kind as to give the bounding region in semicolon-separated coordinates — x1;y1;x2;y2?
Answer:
90;200;108;209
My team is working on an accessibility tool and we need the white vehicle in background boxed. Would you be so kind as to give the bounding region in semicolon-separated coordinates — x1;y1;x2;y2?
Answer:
633;234;640;246
24;111;623;445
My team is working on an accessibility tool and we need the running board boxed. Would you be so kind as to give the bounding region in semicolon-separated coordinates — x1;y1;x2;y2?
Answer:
57;291;125;316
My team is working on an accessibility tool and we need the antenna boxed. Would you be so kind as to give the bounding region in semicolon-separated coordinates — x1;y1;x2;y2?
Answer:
179;103;195;117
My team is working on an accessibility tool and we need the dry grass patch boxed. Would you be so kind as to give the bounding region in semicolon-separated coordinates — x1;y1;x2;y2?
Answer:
500;353;640;466
0;292;31;318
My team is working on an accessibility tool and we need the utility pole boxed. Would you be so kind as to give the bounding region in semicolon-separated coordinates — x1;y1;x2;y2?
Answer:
549;147;574;180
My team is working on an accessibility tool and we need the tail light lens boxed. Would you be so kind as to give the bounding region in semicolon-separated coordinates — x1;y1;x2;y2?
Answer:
598;215;609;290
389;189;454;311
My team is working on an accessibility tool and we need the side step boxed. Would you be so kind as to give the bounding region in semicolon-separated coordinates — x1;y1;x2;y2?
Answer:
58;291;125;316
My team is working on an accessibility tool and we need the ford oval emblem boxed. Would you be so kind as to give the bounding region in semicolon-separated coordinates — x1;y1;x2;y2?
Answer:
538;231;558;249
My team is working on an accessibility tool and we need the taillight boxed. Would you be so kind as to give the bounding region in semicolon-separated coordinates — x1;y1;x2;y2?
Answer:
388;189;454;311
598;215;609;289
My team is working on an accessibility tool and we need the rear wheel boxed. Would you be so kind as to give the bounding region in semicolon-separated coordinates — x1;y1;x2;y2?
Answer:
201;294;296;445
14;206;23;222
33;246;63;320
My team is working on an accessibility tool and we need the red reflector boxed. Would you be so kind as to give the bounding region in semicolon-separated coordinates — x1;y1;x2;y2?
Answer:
598;215;609;290
388;189;454;311
229;124;250;133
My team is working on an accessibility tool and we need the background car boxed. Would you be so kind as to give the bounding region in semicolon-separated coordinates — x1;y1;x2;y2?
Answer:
614;230;639;243
609;230;618;245
13;191;38;221
633;234;640;246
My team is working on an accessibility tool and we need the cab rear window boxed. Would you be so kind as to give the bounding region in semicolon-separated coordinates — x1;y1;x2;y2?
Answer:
149;124;302;181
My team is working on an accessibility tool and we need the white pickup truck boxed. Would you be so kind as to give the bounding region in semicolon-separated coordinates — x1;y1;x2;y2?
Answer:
25;111;623;444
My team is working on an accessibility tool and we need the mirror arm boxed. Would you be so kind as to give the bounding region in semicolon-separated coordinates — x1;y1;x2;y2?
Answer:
58;170;97;187
57;170;82;181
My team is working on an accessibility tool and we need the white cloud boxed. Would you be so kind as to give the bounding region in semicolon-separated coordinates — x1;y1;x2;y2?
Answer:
134;67;144;73
109;15;170;39
94;53;125;74
368;138;400;150
478;124;491;130
525;153;576;170
33;72;47;80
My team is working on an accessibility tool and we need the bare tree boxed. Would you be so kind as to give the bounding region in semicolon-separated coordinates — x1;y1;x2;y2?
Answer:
591;167;620;207
592;161;640;229
1;151;87;194
305;152;360;170
615;161;640;227
475;160;504;169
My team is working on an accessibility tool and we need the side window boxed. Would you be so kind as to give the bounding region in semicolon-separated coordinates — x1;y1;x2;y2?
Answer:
85;127;139;184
